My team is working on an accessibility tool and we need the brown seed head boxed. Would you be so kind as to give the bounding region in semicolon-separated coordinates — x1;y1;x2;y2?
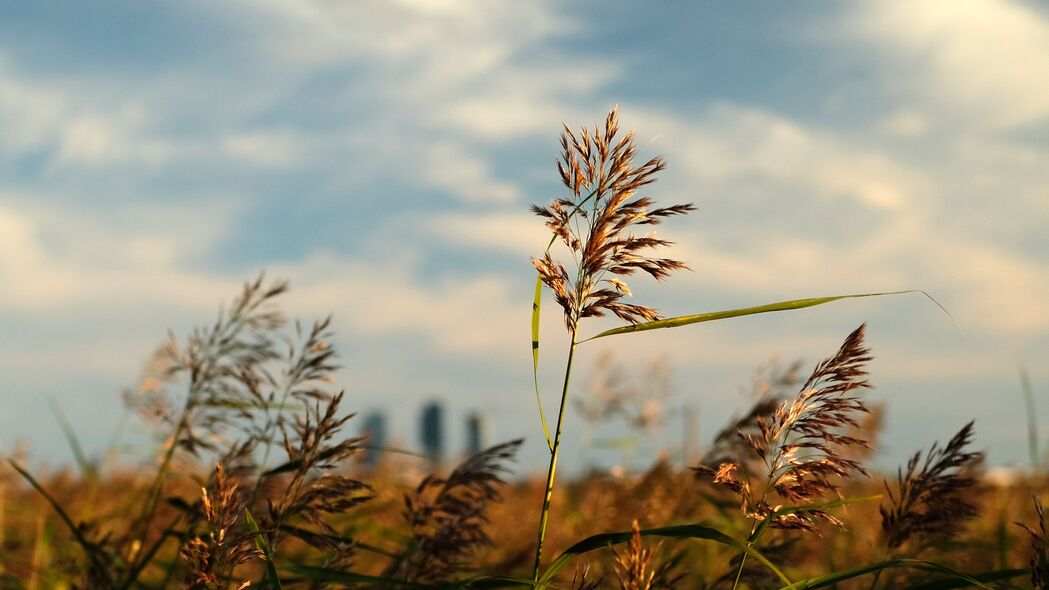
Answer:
533;108;695;332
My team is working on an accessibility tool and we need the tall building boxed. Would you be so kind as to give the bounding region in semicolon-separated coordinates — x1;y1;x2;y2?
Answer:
361;411;387;469
420;401;444;465
465;411;486;456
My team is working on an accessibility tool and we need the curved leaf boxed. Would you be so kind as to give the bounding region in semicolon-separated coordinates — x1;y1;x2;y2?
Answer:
905;568;1027;590
245;508;283;589
532;273;553;452
539;523;795;589
779;559;1007;590
289;566;531;589
582;291;951;342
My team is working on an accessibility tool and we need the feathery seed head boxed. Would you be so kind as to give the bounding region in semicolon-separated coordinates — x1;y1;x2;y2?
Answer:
695;325;874;532
533;108;695;332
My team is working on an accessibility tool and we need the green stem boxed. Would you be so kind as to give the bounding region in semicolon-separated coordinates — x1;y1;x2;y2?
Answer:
137;411;189;537
731;522;758;590
531;329;578;588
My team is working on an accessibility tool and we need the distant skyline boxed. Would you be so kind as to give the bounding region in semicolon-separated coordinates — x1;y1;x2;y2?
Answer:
1;1;1047;474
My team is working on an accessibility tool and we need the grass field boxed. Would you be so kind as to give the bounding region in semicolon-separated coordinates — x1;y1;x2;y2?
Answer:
1;110;1045;589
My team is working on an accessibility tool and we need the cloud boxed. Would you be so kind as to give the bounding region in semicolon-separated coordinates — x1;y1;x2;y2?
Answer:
0;195;238;313
420;142;521;203
0;56;68;153
221;128;308;167
844;0;1049;130
629;104;928;212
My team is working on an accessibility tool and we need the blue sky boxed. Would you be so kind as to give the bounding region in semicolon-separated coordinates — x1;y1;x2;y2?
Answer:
1;1;1047;474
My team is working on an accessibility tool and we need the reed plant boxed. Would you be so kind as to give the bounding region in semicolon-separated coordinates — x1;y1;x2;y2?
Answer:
3;108;1047;589
526;108;933;588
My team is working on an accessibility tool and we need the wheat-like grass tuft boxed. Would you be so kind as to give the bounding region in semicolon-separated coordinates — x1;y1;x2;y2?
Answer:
612;520;656;590
532;107;695;332
1017;495;1048;589
181;464;260;589
569;564;605;590
393;439;523;584
879;421;983;551
696;324;874;532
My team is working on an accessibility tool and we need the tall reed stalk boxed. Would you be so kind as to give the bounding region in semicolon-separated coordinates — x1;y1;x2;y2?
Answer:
529;108;694;585
527;109;926;587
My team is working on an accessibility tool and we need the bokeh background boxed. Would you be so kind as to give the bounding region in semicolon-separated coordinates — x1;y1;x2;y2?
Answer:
1;1;1046;473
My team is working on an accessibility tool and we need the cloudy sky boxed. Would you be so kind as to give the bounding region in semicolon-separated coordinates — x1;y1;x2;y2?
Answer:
1;1;1047;473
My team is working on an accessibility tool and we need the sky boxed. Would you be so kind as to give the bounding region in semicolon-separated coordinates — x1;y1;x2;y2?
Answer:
1;1;1047;475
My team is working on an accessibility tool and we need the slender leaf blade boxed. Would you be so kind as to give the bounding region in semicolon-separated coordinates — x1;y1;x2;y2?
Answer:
584;291;933;341
245;508;283;590
780;559;1008;590
539;524;795;589
904;568;1027;590
290;566;531;589
48;398;95;480
532;273;553;451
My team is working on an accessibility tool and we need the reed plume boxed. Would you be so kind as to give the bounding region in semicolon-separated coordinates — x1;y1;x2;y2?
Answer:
695;324;874;532
880;421;983;551
531;107;695;333
612;520;686;590
181;465;260;590
531;107;694;586
1018;496;1049;590
612;520;656;590
393;439;523;584
570;565;604;590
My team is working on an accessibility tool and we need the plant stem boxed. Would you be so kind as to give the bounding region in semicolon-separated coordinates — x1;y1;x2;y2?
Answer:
531;329;578;588
731;522;758;590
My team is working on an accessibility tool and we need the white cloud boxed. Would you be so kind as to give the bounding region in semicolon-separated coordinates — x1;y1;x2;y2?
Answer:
421;142;521;203
628;104;928;212
54;112;174;167
222;129;306;167
0;57;68;152
426;212;545;256
846;0;1049;129
879;109;931;139
0;196;238;312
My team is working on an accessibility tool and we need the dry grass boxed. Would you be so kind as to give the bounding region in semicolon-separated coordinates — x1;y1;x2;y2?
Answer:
0;110;1045;590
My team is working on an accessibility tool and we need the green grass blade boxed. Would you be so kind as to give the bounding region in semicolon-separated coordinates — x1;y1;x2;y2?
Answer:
779;559;1011;590
1019;363;1039;469
47;398;96;480
539;524;795;589
7;459;108;577
245;508;283;590
904;568;1027;590
782;560;903;589
582;291;948;342
900;560;1001;590
290;566;435;588
532;273;553;452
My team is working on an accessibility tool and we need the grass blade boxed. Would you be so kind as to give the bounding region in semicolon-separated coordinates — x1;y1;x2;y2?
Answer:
539;523;795;589
290;566;435;589
47;398;95;480
904;568;1027;590
582;291;949;342
7;459;109;580
245;508;282;590
779;559;1010;590
532;273;553;451
1019;363;1039;469
292;565;542;589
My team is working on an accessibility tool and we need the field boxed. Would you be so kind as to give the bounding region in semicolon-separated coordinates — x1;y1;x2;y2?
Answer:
1;110;1046;589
